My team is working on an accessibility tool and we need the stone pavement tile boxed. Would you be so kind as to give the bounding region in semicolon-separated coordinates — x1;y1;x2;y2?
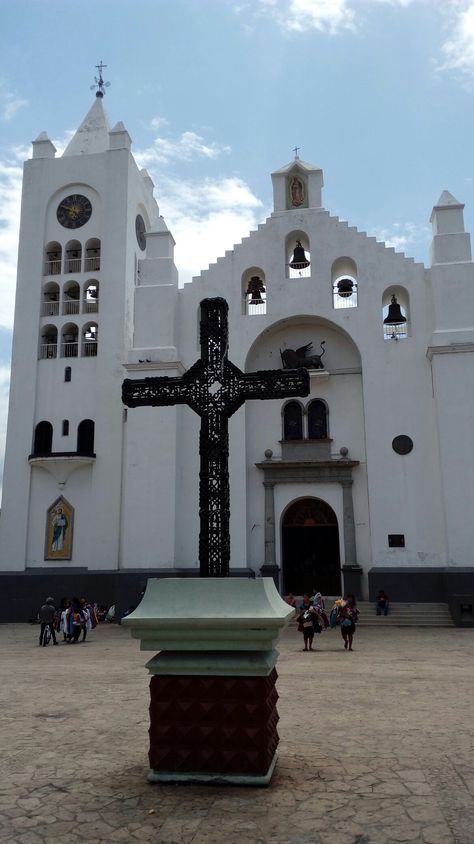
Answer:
1;624;473;844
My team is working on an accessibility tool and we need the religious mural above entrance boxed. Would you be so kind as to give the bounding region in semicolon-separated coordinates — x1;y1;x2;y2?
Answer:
44;496;74;560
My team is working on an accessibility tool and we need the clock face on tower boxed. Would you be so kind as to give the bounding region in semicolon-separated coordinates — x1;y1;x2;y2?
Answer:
57;194;92;229
135;214;146;251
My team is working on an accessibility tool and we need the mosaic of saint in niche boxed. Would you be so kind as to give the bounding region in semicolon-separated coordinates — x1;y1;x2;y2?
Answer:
45;496;74;560
287;174;308;209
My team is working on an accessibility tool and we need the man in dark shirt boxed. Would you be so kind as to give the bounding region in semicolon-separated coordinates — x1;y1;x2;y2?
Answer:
39;597;58;646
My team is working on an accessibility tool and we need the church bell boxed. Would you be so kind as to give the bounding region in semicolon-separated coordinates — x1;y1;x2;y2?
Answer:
336;277;354;298
289;240;310;270
383;295;406;326
246;275;265;305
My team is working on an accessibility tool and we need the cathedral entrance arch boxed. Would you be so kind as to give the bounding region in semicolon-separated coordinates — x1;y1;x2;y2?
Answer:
282;497;341;596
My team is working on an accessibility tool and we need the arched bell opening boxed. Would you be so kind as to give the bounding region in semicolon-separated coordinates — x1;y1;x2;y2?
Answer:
332;257;358;309
84;238;101;273
82;322;98;357
39;325;58;359
61;323;79;358
286;231;311;279
62;280;80;315
41;283;60;317
64;240;82;274
83;280;99;313
282;497;341;596
382;286;409;340
44;242;62;276
242;267;266;315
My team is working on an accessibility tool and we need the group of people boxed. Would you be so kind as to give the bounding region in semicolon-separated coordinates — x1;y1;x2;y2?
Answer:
38;596;98;646
286;590;360;652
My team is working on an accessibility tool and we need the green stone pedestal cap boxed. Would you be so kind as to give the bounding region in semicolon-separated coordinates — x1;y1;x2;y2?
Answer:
122;577;293;654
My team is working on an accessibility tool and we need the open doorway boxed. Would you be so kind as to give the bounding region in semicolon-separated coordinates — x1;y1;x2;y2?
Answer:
282;497;342;595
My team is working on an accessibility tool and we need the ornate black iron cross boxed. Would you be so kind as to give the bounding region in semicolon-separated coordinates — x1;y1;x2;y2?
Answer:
122;298;309;577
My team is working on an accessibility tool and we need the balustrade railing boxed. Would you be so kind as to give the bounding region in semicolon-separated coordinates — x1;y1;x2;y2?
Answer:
44;260;61;276
84;256;100;272
61;341;78;357
62;300;80;315
288;263;311;279
83;340;98;357
84;299;99;313
41;301;59;317
65;258;81;274
39;343;57;359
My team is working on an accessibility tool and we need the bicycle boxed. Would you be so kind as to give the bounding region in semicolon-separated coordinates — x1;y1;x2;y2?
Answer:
42;625;52;646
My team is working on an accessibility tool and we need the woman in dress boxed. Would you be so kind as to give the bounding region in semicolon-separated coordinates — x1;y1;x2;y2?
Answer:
297;594;318;651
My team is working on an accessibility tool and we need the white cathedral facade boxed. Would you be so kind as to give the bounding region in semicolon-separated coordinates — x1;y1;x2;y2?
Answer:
1;93;473;621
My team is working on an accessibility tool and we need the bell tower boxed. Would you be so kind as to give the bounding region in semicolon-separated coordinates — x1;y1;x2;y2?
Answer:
0;74;178;577
271;155;324;212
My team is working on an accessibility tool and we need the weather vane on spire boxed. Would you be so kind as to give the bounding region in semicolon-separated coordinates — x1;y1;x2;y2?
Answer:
90;62;111;98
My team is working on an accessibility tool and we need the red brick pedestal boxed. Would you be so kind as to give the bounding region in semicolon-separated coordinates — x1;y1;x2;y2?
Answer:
148;669;279;782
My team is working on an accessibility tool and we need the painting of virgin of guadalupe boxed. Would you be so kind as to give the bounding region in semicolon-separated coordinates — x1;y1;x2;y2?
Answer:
287;174;307;208
45;496;74;560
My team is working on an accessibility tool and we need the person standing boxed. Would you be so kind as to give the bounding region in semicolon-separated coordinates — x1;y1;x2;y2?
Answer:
297;594;317;651
339;594;359;651
38;597;58;646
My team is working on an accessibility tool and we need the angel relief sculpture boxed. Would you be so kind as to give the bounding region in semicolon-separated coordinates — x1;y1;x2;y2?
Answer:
280;341;326;370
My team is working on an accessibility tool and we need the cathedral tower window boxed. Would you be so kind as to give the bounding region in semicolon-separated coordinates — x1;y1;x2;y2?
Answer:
77;419;94;455
61;324;79;357
62;420;69;436
39;326;58;359
83;280;99;313
62;281;80;315
33;421;53;455
44;242;62;276
332;257;358;309
308;399;328;439
283;401;304;440
383;287;409;340
64;240;82;274
41;283;60;317
286;232;311;279
82;323;98;357
84;239;101;273
243;268;266;315
64;367;71;382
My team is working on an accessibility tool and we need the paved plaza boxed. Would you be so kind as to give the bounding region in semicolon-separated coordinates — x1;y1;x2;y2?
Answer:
0;621;473;844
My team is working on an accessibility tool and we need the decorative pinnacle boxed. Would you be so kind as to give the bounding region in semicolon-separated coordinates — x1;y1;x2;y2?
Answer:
90;61;111;98
293;146;300;159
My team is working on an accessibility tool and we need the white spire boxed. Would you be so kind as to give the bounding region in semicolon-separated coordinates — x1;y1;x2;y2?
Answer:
63;97;111;157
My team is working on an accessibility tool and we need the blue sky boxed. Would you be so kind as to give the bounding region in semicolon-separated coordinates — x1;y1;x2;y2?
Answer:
0;0;474;494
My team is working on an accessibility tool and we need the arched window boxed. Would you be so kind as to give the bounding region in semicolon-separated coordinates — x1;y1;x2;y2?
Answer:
283;401;303;441
61;323;78;358
33;421;53;455
39;325;58;359
242;268;266;315
77;419;95;455
64;367;71;382
383;287;409;340
62;420;69;436
44;242;62;276
63;281;80;315
332;257;358;309
286;231;311;279
83;280;99;313
82;323;98;357
64;240;82;274
84;238;101;272
308;400;328;439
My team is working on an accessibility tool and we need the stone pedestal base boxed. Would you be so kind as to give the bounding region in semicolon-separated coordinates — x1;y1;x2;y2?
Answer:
148;669;279;783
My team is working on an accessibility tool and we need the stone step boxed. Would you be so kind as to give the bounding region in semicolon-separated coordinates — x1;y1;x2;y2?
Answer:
291;600;455;627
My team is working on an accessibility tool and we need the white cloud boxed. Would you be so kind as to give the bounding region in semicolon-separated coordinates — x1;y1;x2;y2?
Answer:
258;0;356;34
0;157;23;330
439;2;474;80
2;96;28;122
137;130;231;168
370;221;428;254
